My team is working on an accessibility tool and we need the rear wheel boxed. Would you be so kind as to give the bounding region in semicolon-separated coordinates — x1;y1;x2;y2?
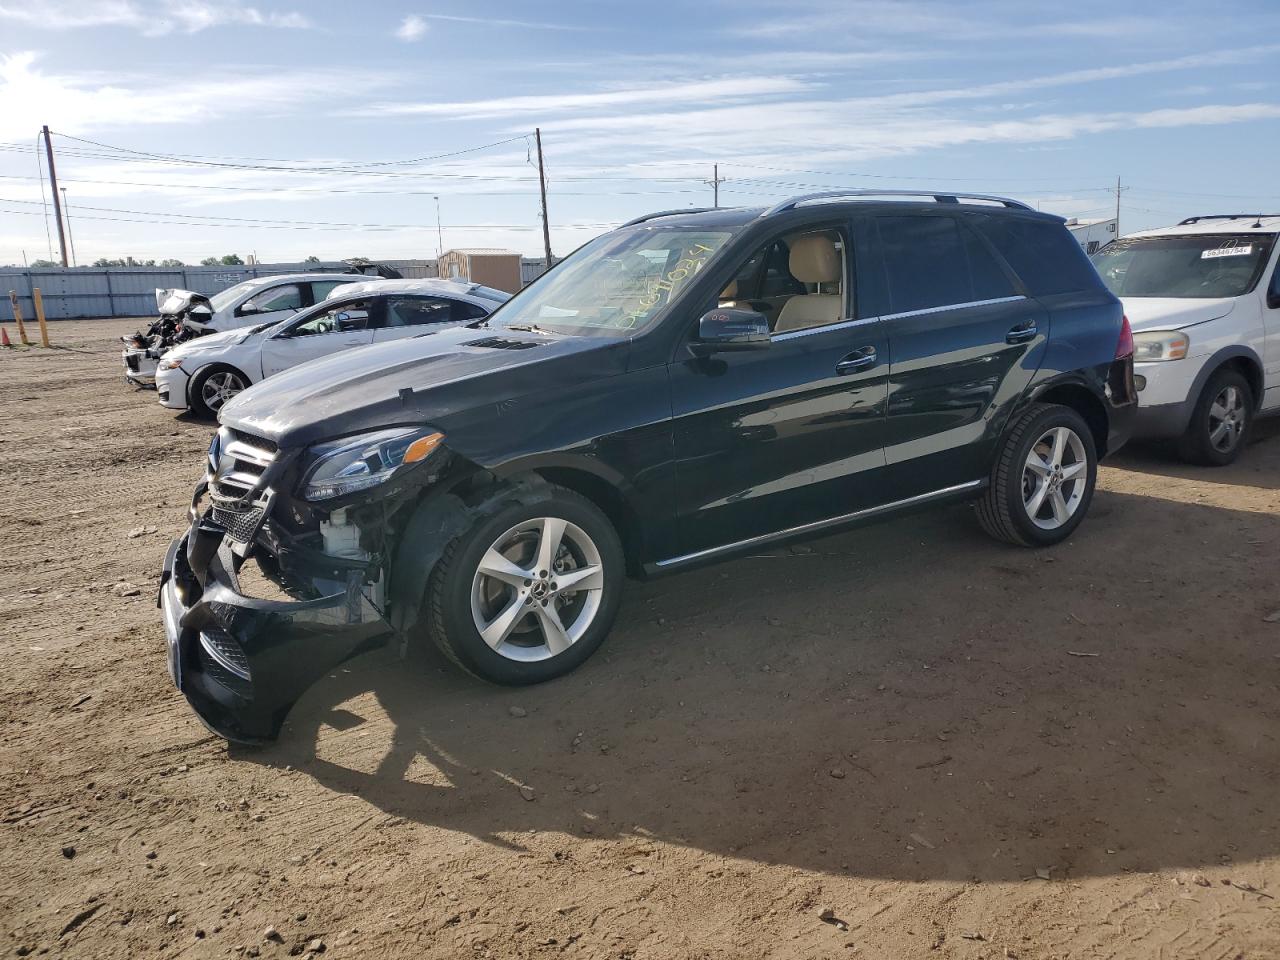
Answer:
189;366;248;420
425;487;625;684
976;403;1097;547
1177;368;1252;466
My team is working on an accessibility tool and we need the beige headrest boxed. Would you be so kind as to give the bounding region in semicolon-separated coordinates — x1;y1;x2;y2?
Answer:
789;235;840;284
720;279;738;299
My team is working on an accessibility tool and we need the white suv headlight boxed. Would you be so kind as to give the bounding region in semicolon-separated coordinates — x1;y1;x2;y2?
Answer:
1132;330;1189;362
302;428;444;501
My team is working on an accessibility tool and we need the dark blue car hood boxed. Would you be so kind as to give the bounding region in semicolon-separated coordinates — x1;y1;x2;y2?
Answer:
220;325;629;449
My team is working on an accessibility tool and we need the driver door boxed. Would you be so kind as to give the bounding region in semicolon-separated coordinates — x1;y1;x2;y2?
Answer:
259;298;377;377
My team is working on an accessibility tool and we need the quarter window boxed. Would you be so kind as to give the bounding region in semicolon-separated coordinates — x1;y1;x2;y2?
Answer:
973;215;1100;297
875;216;1015;315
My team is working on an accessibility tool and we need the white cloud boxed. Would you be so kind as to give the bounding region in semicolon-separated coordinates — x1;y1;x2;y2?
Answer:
0;0;312;35
372;76;813;119
419;13;598;32
395;14;427;41
0;51;392;141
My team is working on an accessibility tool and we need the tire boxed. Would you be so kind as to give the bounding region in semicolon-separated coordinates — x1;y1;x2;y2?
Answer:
188;365;249;420
976;402;1098;547
1176;367;1252;466
424;486;625;685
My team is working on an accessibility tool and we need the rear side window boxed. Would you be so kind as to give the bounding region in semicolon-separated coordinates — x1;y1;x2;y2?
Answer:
875;215;1016;314
972;215;1101;296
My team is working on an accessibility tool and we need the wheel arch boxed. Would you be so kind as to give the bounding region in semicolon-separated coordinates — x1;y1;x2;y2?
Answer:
1026;379;1109;456
1197;346;1265;412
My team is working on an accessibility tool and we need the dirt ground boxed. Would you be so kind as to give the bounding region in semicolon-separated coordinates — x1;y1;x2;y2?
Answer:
2;317;1279;960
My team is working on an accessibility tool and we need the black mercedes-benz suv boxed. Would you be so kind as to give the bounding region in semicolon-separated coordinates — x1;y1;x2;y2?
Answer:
160;190;1136;742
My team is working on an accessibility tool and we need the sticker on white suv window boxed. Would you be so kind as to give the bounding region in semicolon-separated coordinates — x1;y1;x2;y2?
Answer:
1201;245;1252;259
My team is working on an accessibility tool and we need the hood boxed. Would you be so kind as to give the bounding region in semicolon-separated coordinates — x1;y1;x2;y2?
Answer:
170;327;250;358
156;288;210;315
1120;297;1236;333
220;325;629;449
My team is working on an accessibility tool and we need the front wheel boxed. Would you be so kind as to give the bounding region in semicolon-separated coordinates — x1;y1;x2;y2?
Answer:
976;403;1097;547
188;365;248;420
424;487;625;684
1177;368;1252;466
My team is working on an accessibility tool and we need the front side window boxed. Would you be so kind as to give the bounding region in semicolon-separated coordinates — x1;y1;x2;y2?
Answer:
876;215;1015;315
1091;234;1277;300
288;299;372;337
241;283;302;315
717;228;848;334
487;228;733;336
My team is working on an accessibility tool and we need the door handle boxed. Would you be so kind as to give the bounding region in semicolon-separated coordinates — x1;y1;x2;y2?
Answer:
340;339;366;347
1006;320;1038;344
835;346;877;375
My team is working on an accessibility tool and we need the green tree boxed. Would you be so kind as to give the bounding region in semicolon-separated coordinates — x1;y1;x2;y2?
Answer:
30;258;58;267
159;258;185;267
304;255;320;263
220;254;245;266
200;256;219;266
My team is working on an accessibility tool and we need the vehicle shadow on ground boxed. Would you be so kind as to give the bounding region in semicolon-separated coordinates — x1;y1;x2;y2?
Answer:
239;488;1280;883
1107;417;1280;489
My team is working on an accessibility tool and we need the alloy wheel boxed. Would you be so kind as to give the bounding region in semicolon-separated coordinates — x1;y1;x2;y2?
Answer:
1208;384;1246;453
469;516;605;662
201;371;245;411
1021;426;1088;530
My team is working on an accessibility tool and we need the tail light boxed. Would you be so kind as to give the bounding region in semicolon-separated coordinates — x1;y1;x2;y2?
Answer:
1115;315;1133;359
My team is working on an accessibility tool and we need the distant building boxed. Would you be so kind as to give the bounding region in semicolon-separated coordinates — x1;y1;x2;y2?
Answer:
1067;217;1117;254
437;248;523;293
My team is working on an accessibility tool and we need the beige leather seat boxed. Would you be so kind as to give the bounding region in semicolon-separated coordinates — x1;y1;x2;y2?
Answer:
718;279;747;307
774;235;842;333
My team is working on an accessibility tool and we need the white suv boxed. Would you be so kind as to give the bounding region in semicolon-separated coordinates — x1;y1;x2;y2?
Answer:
1092;215;1280;464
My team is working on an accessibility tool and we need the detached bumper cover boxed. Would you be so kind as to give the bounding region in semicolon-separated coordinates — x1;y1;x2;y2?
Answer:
159;499;391;743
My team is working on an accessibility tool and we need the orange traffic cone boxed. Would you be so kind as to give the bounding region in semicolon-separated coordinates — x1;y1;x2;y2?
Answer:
1;326;11;347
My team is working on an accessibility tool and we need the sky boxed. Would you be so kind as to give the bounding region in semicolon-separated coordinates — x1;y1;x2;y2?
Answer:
1;0;1278;266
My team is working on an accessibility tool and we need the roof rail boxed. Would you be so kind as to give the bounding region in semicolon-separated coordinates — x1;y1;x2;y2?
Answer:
762;190;1033;217
1177;214;1279;225
621;207;715;227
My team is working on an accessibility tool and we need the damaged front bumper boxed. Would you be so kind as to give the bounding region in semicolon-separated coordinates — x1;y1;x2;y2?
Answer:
122;346;159;387
159;481;392;743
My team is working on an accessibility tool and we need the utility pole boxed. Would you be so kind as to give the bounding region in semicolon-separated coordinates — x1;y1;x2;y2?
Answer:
713;164;721;207
60;187;77;267
42;126;69;267
1113;175;1128;237
433;195;444;260
535;127;553;269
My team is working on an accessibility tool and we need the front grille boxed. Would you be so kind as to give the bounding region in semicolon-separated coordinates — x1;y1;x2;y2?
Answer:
211;429;277;501
212;502;266;544
199;626;250;678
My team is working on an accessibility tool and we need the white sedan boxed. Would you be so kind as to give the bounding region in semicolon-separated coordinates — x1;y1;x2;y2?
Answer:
155;278;510;418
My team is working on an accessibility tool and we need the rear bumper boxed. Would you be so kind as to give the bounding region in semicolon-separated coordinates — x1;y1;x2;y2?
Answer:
159;485;391;743
1103;355;1138;457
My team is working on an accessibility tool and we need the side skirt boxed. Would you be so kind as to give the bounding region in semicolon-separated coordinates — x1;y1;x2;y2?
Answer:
644;479;987;576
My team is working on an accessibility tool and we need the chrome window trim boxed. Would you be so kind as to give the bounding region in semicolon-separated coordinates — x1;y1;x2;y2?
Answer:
771;315;882;341
880;295;1025;322
654;479;985;568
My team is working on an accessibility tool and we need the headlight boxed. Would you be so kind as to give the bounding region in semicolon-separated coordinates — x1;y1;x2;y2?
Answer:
158;357;184;370
1132;330;1189;362
302;428;444;502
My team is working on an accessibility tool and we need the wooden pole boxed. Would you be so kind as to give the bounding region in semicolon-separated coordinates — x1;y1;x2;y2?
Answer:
535;128;553;270
8;290;31;345
32;288;51;347
42;126;69;268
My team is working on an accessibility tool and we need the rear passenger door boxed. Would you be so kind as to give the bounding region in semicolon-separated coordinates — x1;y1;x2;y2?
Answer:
867;213;1048;497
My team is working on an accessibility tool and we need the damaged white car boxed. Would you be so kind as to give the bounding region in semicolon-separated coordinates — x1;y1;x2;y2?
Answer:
156;278;510;418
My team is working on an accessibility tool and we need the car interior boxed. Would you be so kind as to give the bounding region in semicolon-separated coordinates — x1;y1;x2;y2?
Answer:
718;229;846;333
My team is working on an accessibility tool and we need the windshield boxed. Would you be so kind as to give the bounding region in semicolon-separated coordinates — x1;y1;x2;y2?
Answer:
1092;234;1275;299
208;279;261;313
487;228;733;336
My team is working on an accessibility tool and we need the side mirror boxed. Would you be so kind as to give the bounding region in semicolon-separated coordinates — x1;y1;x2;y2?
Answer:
238;300;260;316
691;308;770;355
